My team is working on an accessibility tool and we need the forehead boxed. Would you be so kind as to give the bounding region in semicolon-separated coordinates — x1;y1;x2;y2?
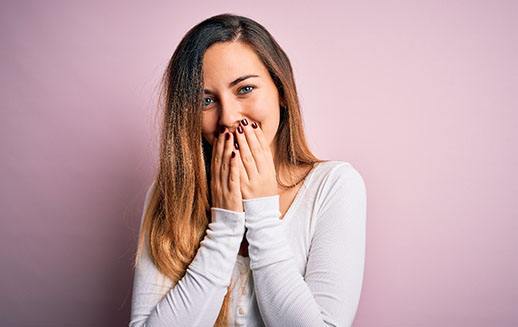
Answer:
202;41;268;81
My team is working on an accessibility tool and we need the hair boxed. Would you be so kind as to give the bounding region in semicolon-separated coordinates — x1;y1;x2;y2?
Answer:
133;13;325;326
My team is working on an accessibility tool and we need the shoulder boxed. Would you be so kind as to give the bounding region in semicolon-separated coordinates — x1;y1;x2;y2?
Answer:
310;160;367;214
313;160;366;191
145;179;156;200
144;179;157;206
138;179;157;227
314;160;367;223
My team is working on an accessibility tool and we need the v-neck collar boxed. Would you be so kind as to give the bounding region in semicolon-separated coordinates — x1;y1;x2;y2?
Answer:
279;162;321;222
236;162;322;261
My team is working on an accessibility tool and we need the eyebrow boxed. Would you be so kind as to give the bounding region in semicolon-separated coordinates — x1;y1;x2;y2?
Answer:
203;74;260;94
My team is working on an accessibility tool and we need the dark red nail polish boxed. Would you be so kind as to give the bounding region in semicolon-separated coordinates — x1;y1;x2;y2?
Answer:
225;132;230;140
251;122;258;129
231;151;236;158
241;118;248;126
234;142;239;150
237;125;244;134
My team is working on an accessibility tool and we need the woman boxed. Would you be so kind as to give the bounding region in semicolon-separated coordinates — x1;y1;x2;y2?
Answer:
129;13;367;327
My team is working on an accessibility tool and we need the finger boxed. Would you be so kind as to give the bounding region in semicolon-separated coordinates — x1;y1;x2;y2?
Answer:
233;130;249;183
220;131;234;191
235;122;259;179
209;136;217;196
251;121;275;165
212;128;227;188
228;145;240;191
251;121;269;151
240;119;266;173
210;136;217;177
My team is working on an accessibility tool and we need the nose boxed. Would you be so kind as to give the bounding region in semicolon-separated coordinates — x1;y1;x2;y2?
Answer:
218;98;243;133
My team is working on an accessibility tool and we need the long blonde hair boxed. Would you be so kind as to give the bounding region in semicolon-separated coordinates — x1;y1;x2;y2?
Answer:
133;13;324;326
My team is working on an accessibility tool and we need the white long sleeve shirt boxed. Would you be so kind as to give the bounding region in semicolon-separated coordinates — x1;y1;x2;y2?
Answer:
129;160;367;327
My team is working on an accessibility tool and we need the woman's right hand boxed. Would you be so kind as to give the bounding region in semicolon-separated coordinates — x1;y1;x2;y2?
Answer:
210;128;243;212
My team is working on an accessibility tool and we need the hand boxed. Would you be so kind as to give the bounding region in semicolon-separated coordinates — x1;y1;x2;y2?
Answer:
210;128;243;212
233;119;278;200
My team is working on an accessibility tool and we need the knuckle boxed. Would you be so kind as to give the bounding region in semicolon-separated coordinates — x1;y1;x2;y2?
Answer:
242;154;252;163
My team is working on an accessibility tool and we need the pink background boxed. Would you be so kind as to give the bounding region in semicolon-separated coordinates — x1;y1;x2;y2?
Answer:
1;1;516;326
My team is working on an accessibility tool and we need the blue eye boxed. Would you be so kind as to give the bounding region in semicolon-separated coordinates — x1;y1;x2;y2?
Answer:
203;97;214;108
238;85;254;94
202;85;254;109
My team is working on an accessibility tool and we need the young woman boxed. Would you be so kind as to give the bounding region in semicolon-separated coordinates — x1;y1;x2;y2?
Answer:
129;13;367;327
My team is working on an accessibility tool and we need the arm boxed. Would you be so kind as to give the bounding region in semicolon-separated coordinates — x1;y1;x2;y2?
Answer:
129;183;246;327
243;164;367;327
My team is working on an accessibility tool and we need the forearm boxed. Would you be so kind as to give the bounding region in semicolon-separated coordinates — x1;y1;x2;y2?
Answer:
130;208;245;327
243;196;330;327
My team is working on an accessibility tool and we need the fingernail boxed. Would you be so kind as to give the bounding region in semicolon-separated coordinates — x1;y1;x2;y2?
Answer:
251;122;258;129
225;132;230;140
234;142;239;150
231;151;236;158
237;125;244;134
241;118;248;126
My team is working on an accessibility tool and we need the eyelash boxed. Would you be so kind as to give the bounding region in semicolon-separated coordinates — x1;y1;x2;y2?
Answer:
203;85;255;108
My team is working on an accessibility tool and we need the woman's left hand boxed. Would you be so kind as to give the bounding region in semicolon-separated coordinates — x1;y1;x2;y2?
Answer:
233;118;278;200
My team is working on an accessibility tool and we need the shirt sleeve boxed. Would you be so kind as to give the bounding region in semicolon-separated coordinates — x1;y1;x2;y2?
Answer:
243;163;367;327
129;182;246;327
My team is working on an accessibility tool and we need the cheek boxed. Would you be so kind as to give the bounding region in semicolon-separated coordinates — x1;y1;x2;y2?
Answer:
201;112;218;141
248;104;280;143
248;95;280;123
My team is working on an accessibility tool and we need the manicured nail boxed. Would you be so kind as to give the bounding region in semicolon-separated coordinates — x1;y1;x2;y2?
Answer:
225;132;230;140
237;125;244;134
251;122;258;129
234;141;239;150
241;118;248;126
231;151;236;158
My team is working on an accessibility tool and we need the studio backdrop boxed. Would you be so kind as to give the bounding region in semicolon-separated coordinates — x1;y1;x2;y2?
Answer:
0;1;516;326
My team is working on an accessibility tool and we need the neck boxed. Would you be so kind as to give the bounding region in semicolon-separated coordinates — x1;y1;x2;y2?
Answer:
270;141;285;193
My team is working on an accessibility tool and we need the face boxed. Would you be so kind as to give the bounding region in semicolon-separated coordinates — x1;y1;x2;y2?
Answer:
201;41;283;156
